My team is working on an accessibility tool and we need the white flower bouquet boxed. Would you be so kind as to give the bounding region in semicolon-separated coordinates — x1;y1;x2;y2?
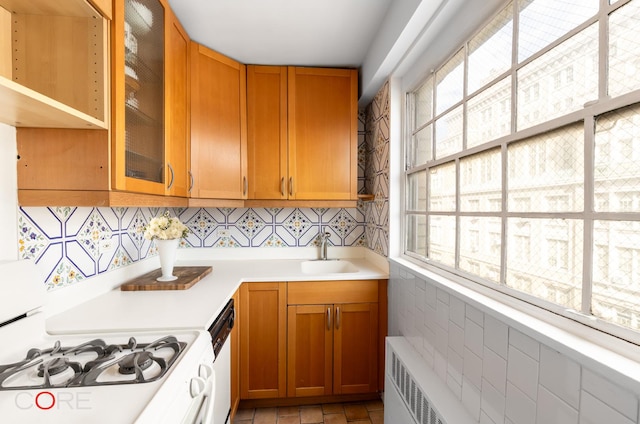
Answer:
141;211;189;240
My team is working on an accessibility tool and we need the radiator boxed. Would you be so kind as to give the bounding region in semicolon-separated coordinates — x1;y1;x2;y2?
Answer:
384;337;476;424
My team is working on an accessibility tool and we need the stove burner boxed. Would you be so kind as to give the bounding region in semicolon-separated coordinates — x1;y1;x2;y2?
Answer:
37;358;71;377
118;352;153;375
0;335;187;390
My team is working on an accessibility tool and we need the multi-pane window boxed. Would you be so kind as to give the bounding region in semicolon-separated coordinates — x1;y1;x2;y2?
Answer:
404;0;640;342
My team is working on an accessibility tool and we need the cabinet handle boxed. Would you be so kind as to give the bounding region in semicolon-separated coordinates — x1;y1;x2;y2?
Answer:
243;176;248;196
167;163;174;189
289;177;294;197
281;177;285;197
188;171;194;193
336;306;340;330
327;307;331;331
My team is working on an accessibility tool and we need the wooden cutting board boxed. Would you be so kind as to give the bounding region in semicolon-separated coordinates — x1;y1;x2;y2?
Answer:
120;266;212;291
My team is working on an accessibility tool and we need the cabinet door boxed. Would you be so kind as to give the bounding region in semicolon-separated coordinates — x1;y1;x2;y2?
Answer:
165;10;189;197
190;42;247;199
240;282;286;399
287;304;333;397
287;67;358;200
247;65;288;199
113;0;167;195
333;303;378;394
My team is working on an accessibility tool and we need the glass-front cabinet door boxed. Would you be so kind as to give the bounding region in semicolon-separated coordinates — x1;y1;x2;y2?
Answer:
113;0;167;195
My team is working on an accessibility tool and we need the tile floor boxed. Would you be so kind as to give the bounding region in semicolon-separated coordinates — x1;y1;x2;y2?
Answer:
233;399;384;424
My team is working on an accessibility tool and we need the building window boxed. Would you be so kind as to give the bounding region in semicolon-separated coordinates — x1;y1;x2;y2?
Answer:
403;0;640;342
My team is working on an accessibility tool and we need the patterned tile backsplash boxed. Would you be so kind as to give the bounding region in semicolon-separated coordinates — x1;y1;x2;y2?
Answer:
363;81;390;258
18;207;366;291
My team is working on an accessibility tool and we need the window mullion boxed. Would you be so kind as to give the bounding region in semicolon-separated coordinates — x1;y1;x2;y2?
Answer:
598;0;609;100
582;116;596;315
500;143;509;286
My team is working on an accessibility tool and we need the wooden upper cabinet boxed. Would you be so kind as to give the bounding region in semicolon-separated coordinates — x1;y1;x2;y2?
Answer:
112;0;168;196
16;0;190;207
246;66;358;205
287;67;358;201
247;65;288;200
165;10;189;198
190;42;247;201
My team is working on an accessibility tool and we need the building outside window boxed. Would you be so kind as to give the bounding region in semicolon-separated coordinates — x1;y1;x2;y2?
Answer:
403;0;640;343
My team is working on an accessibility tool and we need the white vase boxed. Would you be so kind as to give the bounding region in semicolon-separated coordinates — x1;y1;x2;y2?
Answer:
156;238;180;281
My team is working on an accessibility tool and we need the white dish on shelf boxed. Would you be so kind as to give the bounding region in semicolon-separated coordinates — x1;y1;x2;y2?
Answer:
125;65;138;81
130;1;153;32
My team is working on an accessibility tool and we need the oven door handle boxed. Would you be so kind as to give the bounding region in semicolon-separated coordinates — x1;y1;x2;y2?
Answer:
184;371;216;424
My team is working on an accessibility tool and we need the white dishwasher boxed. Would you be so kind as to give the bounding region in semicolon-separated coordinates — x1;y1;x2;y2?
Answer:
207;299;235;424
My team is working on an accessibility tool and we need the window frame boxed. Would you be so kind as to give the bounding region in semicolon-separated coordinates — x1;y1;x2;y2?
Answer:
401;0;640;345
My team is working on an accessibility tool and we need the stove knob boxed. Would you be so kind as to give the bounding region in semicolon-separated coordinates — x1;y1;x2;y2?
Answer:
198;363;213;379
189;376;206;398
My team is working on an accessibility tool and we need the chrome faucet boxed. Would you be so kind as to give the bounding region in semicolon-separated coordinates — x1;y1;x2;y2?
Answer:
319;231;331;260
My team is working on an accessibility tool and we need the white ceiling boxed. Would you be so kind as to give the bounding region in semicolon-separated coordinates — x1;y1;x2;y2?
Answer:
166;0;394;68
166;0;506;106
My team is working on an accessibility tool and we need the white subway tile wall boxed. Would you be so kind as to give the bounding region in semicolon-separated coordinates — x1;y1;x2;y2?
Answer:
389;261;640;424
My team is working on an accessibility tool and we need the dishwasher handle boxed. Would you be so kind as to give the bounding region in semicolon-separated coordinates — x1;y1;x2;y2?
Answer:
208;298;235;358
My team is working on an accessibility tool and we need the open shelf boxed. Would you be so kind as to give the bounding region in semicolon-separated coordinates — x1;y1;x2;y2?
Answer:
0;77;107;128
0;0;108;128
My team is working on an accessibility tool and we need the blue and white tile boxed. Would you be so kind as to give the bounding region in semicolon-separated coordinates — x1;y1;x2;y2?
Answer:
259;233;288;248
21;207;64;239
46;258;85;291
17;212;48;260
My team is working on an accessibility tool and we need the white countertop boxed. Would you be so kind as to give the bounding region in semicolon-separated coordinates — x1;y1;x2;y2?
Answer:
46;256;388;335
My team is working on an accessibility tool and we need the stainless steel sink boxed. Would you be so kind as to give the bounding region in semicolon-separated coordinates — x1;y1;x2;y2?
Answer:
300;260;359;274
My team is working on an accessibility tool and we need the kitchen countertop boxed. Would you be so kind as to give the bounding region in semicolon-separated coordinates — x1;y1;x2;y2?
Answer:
46;257;389;335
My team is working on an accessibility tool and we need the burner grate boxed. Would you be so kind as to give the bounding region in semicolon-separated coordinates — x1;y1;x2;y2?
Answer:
0;336;187;390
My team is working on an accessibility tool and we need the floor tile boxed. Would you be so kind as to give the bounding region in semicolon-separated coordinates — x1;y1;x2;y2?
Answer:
344;404;369;421
324;413;348;424
365;400;384;411
254;407;278;424
300;405;324;423
235;399;383;423
278;406;300;417
235;408;255;420
369;409;384;424
322;403;345;415
277;416;301;424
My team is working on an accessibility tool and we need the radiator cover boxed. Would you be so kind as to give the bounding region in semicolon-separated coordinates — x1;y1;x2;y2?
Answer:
384;337;476;424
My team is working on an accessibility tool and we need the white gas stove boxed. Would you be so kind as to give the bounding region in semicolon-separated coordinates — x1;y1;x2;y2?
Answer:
0;260;216;424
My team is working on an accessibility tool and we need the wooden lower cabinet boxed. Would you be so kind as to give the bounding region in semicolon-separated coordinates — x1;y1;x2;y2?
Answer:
333;302;379;395
287;304;333;397
287;302;378;397
238;279;385;403
239;282;287;399
286;280;379;398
